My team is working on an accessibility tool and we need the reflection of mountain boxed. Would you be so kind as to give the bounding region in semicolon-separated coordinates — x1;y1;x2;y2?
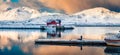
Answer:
104;46;120;55
0;31;46;50
33;45;104;55
0;30;105;55
0;29;74;50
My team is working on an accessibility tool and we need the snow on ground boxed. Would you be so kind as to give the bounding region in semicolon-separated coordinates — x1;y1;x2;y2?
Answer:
0;7;120;28
0;7;40;20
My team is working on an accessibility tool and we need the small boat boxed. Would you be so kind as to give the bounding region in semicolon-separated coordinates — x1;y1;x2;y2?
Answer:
104;32;120;46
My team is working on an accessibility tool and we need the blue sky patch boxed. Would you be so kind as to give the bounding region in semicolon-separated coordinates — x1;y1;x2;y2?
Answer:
11;0;19;3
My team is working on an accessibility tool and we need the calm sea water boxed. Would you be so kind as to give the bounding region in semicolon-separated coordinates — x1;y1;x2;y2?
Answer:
0;27;120;55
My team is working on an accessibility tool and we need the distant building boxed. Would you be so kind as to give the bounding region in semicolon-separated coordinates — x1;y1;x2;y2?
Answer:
47;19;61;26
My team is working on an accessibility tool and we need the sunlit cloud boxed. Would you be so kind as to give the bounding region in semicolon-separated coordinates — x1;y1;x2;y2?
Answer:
1;0;120;14
39;0;120;14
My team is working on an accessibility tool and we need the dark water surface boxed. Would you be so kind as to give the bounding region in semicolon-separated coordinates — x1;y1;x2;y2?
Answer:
0;27;120;55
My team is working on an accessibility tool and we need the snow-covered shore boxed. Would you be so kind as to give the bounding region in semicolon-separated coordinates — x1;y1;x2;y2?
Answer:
0;7;120;28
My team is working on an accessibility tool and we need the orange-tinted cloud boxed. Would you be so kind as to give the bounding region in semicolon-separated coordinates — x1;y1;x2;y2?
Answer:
39;0;92;14
39;0;120;14
1;0;120;14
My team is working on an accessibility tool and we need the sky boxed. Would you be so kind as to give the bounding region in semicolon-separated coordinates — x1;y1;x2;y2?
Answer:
1;0;120;14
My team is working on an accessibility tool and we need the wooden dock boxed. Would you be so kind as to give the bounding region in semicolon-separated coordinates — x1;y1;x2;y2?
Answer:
35;39;107;46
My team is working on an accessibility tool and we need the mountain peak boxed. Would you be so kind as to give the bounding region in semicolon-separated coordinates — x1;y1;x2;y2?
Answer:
0;7;40;20
86;7;110;12
74;7;116;15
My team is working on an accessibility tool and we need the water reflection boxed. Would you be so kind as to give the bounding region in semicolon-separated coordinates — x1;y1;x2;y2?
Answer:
0;27;120;55
33;45;105;55
47;30;61;39
105;46;120;55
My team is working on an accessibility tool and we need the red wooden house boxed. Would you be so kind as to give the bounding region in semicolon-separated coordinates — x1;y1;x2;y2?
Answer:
47;19;61;26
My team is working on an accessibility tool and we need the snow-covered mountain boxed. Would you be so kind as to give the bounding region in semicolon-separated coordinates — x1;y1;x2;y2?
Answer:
73;7;120;25
74;7;114;15
74;7;120;18
0;7;40;20
0;7;62;20
0;7;120;28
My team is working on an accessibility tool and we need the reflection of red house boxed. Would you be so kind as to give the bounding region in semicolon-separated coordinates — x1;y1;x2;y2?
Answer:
47;33;56;37
47;30;61;38
47;19;61;26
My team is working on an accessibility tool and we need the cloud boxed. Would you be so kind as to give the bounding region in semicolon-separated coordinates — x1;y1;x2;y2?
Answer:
0;0;44;11
0;3;10;11
39;0;120;14
39;0;92;14
0;0;61;13
1;0;120;14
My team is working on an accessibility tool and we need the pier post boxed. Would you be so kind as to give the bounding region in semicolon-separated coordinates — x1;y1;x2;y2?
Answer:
80;35;83;40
